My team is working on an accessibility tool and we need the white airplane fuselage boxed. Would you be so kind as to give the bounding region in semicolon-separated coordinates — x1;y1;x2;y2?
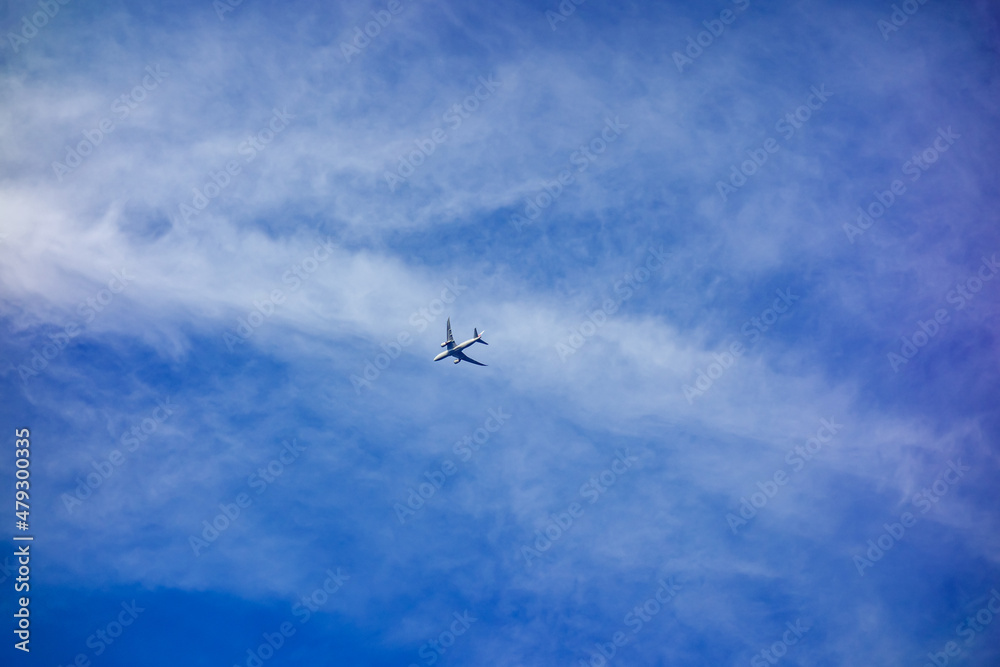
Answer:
434;337;478;361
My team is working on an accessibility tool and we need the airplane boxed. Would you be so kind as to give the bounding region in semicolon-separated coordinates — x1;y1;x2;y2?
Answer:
434;318;488;366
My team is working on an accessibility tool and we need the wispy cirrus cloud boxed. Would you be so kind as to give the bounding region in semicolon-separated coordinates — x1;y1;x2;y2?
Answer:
1;0;999;665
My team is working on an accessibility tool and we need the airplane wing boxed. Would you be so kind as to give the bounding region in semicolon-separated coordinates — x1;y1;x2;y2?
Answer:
454;349;487;366
444;318;455;349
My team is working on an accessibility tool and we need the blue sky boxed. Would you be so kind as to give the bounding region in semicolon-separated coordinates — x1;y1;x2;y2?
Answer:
2;0;999;665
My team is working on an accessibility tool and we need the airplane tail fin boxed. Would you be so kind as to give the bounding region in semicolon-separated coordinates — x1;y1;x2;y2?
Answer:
474;328;488;345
